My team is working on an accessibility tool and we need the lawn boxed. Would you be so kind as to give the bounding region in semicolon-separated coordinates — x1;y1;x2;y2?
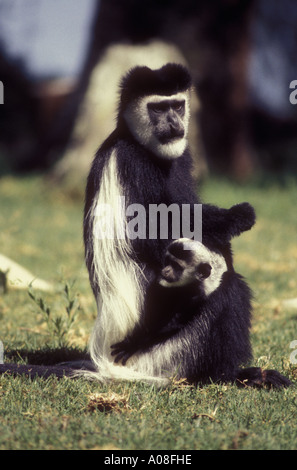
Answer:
0;173;296;450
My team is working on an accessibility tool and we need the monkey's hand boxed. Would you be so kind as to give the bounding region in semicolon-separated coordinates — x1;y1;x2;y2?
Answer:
110;338;140;366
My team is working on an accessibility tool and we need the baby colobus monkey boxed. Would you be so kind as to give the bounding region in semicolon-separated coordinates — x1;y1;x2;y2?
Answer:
158;237;226;292
111;238;291;388
111;238;228;366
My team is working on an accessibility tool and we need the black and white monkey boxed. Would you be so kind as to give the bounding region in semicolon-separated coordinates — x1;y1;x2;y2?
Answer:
84;63;201;384
111;238;229;369
0;63;198;382
83;63;291;387
111;237;291;388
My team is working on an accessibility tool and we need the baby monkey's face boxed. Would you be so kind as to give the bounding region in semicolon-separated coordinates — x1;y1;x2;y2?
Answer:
159;239;227;297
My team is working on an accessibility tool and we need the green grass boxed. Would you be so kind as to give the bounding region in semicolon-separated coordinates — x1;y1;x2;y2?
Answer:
0;173;296;450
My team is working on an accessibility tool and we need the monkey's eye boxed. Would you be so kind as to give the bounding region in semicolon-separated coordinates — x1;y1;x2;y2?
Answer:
196;263;212;279
148;102;167;114
173;103;184;112
150;105;164;114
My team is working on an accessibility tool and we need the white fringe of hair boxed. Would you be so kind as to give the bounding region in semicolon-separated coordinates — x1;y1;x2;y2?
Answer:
84;150;179;385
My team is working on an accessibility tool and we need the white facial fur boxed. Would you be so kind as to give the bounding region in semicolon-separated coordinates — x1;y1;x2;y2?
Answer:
159;238;227;296
123;92;190;159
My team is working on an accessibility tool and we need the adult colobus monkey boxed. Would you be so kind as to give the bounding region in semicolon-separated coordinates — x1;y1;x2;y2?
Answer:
84;63;202;384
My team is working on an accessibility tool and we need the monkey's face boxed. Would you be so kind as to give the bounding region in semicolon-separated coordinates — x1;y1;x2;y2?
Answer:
124;92;190;159
147;99;186;143
159;239;227;296
160;258;212;287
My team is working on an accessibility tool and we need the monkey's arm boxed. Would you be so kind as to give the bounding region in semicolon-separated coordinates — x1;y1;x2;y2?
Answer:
111;313;186;365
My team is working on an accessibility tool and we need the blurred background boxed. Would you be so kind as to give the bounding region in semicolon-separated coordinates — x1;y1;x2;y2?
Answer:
0;0;297;190
0;0;296;380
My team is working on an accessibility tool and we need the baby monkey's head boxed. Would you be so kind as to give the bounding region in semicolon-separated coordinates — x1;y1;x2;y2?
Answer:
159;238;227;297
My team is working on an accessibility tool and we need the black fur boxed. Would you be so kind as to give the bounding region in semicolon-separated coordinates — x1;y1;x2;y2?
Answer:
0;363;75;380
119;63;192;113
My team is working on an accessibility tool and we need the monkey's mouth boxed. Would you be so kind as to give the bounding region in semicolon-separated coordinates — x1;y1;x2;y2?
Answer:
159;275;175;285
159;274;188;289
159;276;175;287
158;130;184;144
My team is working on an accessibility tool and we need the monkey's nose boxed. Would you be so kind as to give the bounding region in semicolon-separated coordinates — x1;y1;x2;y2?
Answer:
161;266;176;282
